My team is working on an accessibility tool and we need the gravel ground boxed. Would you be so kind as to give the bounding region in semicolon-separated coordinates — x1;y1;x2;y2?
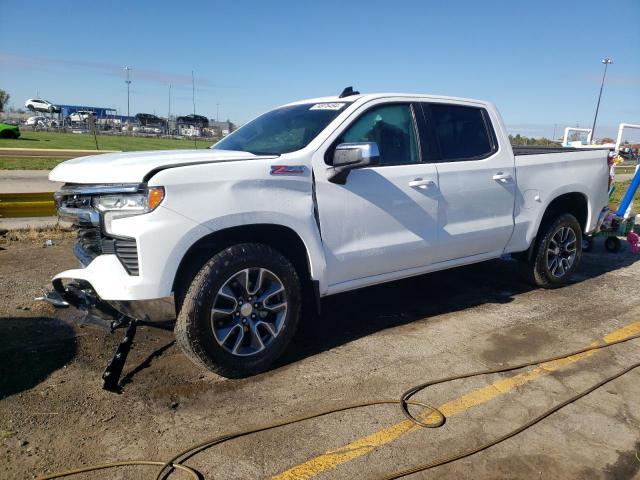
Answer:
1;235;639;480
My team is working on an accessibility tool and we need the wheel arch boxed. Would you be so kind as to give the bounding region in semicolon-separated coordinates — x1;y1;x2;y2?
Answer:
518;191;588;263
172;223;319;314
540;191;589;233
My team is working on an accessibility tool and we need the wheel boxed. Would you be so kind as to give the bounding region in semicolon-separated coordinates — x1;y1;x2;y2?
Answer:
0;129;17;139
521;213;582;288
175;243;301;378
604;236;621;253
582;236;594;252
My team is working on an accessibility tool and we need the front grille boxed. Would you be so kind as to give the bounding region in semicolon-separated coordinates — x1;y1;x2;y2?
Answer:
56;184;141;276
77;225;102;259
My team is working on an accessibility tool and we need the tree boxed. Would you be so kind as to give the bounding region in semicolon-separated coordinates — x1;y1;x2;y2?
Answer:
509;133;556;146
599;137;615;145
0;89;9;112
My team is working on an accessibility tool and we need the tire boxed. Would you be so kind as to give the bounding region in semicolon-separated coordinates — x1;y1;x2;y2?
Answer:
521;213;582;288
582;236;594;253
604;236;621;253
0;129;17;139
175;243;302;378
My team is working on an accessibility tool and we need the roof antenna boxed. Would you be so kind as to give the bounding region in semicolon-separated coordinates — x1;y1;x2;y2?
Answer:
339;86;360;98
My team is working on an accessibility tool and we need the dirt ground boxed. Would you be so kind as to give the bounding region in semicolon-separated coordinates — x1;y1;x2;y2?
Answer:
1;235;639;480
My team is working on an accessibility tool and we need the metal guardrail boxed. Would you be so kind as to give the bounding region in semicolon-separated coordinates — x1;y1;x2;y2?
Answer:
0;192;56;218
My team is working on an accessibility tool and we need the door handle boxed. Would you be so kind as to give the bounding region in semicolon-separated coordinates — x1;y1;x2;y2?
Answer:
492;172;512;182
409;178;436;189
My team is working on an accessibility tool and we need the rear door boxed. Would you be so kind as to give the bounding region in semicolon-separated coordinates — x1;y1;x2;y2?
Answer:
419;102;516;262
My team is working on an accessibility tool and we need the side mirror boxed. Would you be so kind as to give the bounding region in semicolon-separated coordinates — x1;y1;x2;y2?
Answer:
329;142;379;184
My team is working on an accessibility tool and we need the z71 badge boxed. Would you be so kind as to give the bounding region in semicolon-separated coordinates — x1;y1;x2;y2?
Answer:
270;165;306;175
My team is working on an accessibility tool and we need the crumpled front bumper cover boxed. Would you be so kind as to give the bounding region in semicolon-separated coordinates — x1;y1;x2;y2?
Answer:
52;278;124;321
51;278;175;323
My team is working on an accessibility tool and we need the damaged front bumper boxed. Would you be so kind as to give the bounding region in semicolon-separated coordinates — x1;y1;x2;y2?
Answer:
49;277;175;393
50;277;176;324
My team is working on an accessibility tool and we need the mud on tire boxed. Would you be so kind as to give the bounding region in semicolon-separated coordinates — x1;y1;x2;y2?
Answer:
175;243;302;378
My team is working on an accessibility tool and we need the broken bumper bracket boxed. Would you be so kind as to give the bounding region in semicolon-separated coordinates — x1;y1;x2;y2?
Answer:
101;319;138;393
50;278;139;393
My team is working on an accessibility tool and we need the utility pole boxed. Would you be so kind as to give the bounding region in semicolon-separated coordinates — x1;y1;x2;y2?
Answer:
168;84;171;136
216;103;219;122
192;70;197;148
590;58;613;144
124;66;132;119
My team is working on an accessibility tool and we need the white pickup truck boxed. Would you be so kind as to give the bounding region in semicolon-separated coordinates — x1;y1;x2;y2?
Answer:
50;89;610;378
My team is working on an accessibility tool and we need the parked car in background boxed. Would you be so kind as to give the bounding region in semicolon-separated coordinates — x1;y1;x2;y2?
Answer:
179;125;201;137
132;125;164;134
136;113;166;127
68;110;96;123
0;122;20;138
50;91;612;378
25;98;60;113
25;116;48;127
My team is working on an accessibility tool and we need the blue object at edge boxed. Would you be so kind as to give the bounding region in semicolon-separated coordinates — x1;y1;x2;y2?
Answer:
616;167;640;217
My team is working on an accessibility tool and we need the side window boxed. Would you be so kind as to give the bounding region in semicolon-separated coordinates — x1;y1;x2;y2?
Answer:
336;104;419;166
428;104;495;161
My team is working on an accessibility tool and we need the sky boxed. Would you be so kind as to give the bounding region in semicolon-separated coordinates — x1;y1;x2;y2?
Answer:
1;0;639;141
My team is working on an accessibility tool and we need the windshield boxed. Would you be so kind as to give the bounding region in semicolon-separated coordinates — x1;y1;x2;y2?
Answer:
212;103;346;155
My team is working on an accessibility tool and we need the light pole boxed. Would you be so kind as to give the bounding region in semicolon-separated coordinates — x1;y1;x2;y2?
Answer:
590;58;612;143
124;66;132;119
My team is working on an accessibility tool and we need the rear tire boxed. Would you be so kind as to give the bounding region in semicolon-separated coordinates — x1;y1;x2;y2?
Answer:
175;243;301;378
521;213;582;288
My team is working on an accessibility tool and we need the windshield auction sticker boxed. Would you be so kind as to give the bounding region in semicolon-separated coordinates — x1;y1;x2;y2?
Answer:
309;103;345;111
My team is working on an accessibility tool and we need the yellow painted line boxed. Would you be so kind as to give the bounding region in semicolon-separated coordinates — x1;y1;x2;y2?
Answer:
273;321;640;480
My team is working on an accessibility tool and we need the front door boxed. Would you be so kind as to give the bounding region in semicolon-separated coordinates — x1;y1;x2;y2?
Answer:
314;102;440;288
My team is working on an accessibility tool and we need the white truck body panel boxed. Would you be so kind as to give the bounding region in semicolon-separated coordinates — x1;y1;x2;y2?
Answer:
49;149;276;184
506;149;609;253
49;93;609;305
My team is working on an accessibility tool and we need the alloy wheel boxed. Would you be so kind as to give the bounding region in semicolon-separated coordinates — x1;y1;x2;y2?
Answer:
210;268;287;356
546;226;577;278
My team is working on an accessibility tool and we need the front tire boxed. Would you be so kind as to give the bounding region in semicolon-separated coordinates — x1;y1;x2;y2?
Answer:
175;243;301;378
521;213;582;288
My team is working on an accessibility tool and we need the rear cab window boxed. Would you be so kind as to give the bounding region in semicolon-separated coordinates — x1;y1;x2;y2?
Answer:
421;103;497;162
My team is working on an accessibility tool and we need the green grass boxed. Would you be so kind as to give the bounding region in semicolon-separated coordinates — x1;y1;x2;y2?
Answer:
0;131;215;151
0;156;72;170
609;179;640;211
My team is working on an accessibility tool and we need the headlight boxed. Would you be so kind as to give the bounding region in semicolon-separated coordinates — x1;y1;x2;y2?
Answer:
93;187;164;233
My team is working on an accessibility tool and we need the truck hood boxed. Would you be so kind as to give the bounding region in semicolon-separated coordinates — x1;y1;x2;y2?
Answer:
49;149;276;184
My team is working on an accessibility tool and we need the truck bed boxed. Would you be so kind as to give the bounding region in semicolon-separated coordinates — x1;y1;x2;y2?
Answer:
512;146;610;156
